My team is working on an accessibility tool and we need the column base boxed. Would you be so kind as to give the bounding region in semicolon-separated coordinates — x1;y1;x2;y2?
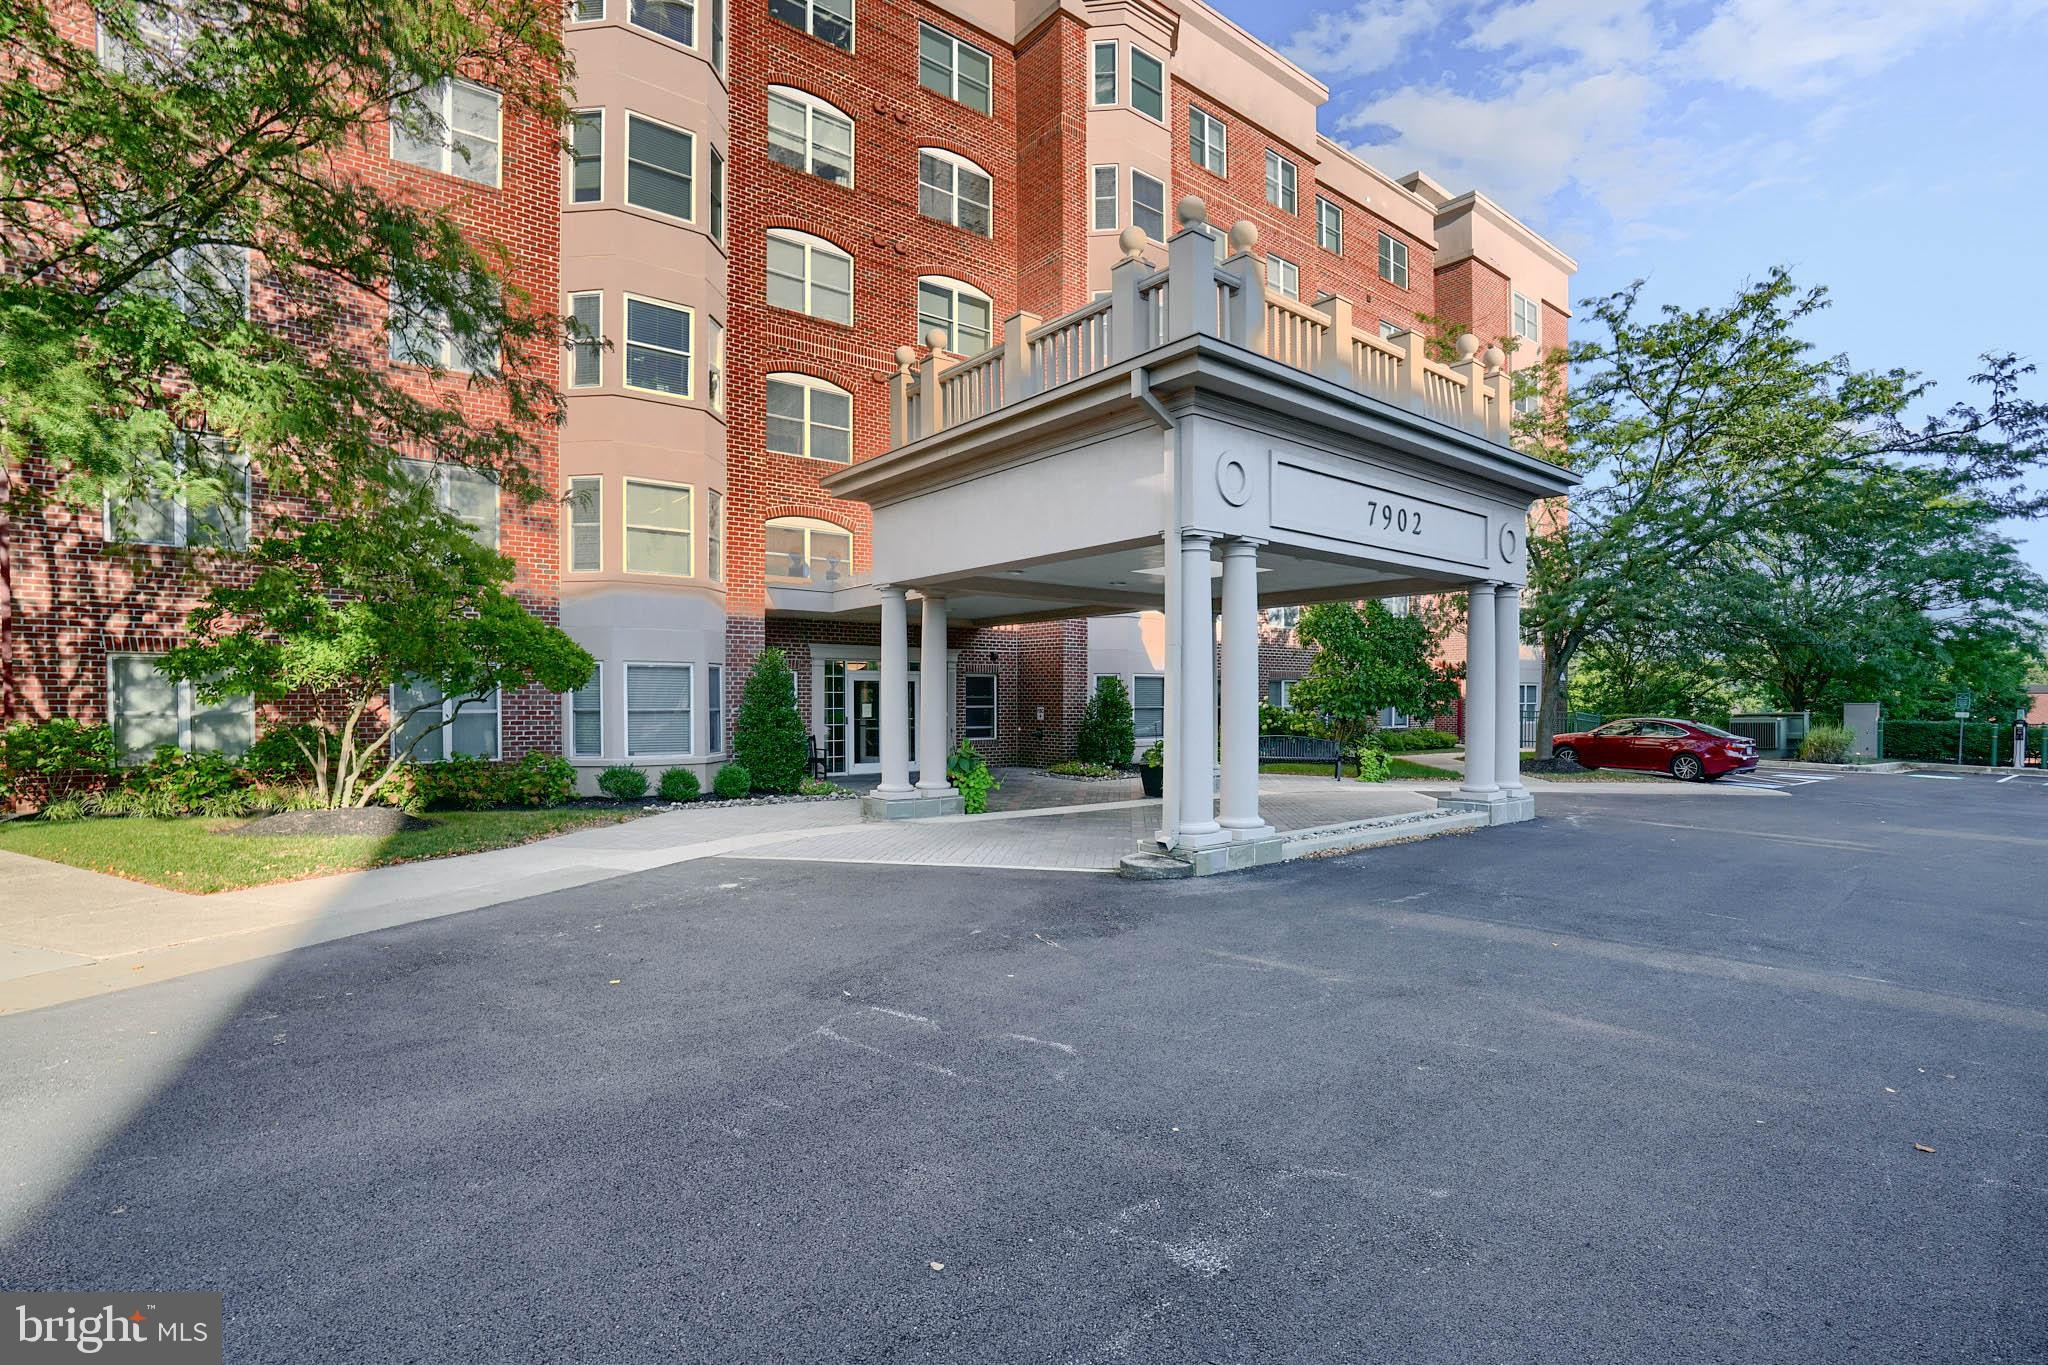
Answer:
1171;823;1231;852
1435;792;1536;826
861;791;964;820
1219;819;1277;842
914;782;959;799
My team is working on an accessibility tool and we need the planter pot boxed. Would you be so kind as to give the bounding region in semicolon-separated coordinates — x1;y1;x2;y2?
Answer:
1140;765;1164;799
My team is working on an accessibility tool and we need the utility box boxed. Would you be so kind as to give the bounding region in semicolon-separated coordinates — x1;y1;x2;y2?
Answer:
1842;702;1881;761
1729;711;1811;759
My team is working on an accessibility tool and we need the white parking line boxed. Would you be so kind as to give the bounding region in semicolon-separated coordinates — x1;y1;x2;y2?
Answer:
1907;773;1965;781
1998;773;2019;783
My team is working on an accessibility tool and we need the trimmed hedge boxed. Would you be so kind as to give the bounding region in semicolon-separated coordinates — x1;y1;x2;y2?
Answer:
1881;720;2046;765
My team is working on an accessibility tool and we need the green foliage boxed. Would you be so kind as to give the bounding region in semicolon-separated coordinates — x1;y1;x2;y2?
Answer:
244;723;323;781
658;767;701;802
123;745;247;807
1140;740;1164;769
797;777;846;797
597;765;648;800
1880;720;2034;765
731;649;808;794
1048;761;1120;778
411;755;504;810
946;741;1000;814
713;763;752;800
1799;724;1856;763
501;752;575;808
1258;702;1324;737
0;0;570;514
401;751;575;809
157;504;592;808
0;718;119;800
1075;676;1137;765
1353;746;1393;782
1375;727;1460;753
1291;601;1463;760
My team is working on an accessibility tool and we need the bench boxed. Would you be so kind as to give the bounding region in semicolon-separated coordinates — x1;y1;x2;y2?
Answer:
1258;733;1344;779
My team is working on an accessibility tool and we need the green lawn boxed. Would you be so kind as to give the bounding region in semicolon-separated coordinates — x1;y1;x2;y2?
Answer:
1258;757;1454;781
0;807;637;894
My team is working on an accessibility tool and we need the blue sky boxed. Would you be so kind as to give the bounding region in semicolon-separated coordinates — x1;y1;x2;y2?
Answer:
1211;0;2048;574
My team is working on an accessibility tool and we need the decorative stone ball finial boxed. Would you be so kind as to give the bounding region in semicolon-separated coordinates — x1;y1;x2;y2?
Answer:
1227;219;1259;253
1483;345;1507;372
1176;195;1207;227
1456;332;1480;360
925;328;950;352
894;344;918;368
1118;225;1148;260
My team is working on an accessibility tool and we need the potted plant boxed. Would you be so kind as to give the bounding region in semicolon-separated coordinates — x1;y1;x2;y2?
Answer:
1139;739;1164;799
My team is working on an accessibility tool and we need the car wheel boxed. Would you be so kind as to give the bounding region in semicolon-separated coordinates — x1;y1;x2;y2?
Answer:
1553;745;1581;769
1670;753;1705;782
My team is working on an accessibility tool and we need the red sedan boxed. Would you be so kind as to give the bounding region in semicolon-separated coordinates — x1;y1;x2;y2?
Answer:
1550;718;1759;782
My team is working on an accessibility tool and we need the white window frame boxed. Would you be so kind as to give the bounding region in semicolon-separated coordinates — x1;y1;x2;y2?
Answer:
1512;290;1542;344
626;661;694;759
1379;319;1400;340
1132;673;1165;740
567;290;603;388
623;477;694;577
1189;107;1226;176
708;316;725;413
1265;150;1297;214
1267;252;1299;299
390;78;502;188
390;681;502;763
567;108;603;204
569;663;604;759
622;293;694;398
765;372;854;464
962;673;998;740
566;474;602;573
628;0;697;48
707;486;723;579
765;229;854;325
709;143;724;243
570;0;604;21
917;147;993;237
1090;40;1117;107
388;274;497;373
767;0;853;50
763;516;854;586
1128;45;1164;122
107;653;255;762
1090;163;1118;233
1377;231;1409;290
916;275;993;356
1267;677;1297;709
707;663;725;755
624;111;695;222
102;434;250;551
1130;169;1165;242
401;457;500;548
918;22;991;115
1316;196;1343;254
766;86;855;187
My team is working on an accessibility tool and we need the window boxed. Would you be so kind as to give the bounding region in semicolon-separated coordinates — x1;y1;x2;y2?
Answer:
393;679;499;762
629;0;694;45
1130;169;1164;242
1512;290;1541;344
1188;107;1225;176
1263;605;1301;630
566;476;601;572
1379;319;1399;340
568;110;602;203
1267;253;1299;299
568;291;602;387
1265;150;1297;213
109;655;252;762
1377;706;1410;730
1514;387;1541;417
572;0;603;19
708;317;725;412
963;674;997;740
402;458;499;546
105;434;249;551
710;0;726;68
135;244;248;320
765;230;853;324
97;0;231;76
707;664;724;753
1091;41;1116;105
917;276;992;356
389;274;497;372
707;488;723;578
570;665;603;757
391;79;500;187
764;516;852;585
766;87;853;185
918;148;991;236
1377;231;1409;289
625;114;693;220
709;145;724;242
624;479;692;576
1132;674;1164;739
765;373;853;463
627;664;692;756
623;295;692;396
918;23;990;114
1129;47;1164;120
1266;678;1296;708
1316;196;1342;253
768;0;851;50
1091;165;1117;232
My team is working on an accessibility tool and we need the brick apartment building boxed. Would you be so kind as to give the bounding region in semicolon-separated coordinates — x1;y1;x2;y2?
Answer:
1;0;1573;784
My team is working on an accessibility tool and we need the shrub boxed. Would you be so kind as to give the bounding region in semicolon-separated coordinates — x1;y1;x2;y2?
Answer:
1258;702;1323;738
946;740;1000;814
1799;724;1855;764
658;767;701;802
503;751;577;807
597;765;649;800
122;746;249;811
797;776;844;796
1378;727;1459;753
731;649;808;793
411;754;509;810
1;718;117;801
245;724;326;782
1048;760;1119;778
1353;746;1393;782
713;763;751;800
1140;740;1163;769
1075;677;1136;766
39;795;92;823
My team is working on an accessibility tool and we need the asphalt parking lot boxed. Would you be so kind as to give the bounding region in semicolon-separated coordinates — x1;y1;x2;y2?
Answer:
0;773;2042;1363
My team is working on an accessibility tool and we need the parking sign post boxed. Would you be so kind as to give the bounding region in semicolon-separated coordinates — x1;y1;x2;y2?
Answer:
1954;690;1972;766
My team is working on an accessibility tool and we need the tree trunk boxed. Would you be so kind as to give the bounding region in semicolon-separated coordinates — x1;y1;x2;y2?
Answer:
1535;647;1571;759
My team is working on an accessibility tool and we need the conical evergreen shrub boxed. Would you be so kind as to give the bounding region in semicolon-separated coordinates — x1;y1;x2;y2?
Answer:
731;647;809;793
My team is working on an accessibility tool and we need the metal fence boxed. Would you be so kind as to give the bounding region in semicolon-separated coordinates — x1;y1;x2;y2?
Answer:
1879;721;2045;767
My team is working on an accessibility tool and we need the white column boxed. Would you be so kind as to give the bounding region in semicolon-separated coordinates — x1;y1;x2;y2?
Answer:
916;593;956;795
1174;532;1225;846
877;585;914;796
1496;585;1526;796
1461;581;1502;800
1217;538;1272;838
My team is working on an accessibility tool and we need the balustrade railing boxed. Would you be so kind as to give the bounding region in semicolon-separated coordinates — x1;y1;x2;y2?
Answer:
888;197;1518;450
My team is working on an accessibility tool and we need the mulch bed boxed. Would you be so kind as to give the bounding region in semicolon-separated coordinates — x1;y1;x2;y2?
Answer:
230;808;434;838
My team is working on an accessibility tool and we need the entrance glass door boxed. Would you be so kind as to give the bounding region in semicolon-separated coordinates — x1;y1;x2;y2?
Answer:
846;673;914;772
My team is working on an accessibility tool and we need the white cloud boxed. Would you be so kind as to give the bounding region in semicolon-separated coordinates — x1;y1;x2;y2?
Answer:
1687;0;2006;96
1282;0;1442;77
1466;0;1658;66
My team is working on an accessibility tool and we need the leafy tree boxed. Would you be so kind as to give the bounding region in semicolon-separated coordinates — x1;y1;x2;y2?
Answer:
1516;269;2048;754
1074;675;1136;765
155;497;592;807
1291;600;1462;775
731;648;807;793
